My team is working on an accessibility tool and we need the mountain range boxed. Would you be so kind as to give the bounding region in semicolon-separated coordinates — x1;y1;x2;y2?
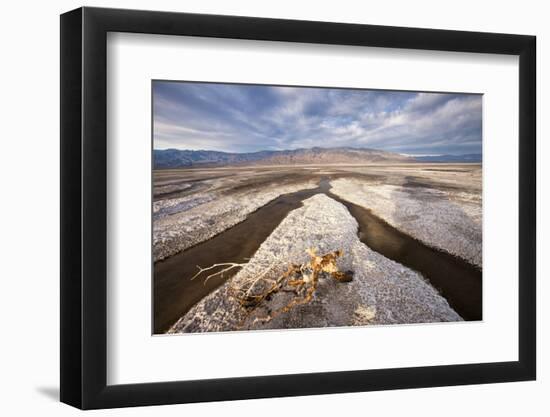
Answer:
413;153;482;163
153;147;481;169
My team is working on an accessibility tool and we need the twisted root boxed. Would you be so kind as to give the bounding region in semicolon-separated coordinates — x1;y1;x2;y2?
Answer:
233;248;353;326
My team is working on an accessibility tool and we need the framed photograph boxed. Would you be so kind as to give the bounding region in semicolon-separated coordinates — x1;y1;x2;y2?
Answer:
60;7;536;409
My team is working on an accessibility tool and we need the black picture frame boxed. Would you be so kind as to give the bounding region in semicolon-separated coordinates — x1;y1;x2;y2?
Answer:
60;6;536;410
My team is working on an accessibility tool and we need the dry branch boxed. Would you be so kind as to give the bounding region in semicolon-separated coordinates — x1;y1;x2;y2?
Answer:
190;262;246;284
233;247;353;326
189;248;354;327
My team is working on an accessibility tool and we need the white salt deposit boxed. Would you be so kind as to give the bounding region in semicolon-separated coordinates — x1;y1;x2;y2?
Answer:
330;178;482;267
153;180;318;261
169;194;460;333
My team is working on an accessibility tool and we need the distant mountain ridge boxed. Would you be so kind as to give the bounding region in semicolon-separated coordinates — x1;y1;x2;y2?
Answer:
153;147;481;169
153;147;413;169
414;154;482;163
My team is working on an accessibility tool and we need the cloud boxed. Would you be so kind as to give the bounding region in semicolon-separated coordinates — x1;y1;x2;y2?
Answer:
153;81;482;155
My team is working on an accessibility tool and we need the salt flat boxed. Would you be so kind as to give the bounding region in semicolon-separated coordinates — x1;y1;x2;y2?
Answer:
331;177;482;267
154;164;481;332
153;175;318;261
169;194;461;333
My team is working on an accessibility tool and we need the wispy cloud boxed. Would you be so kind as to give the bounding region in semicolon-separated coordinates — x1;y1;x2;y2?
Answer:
153;81;482;155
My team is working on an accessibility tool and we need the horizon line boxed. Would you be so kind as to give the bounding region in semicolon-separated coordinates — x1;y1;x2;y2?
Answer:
153;146;482;157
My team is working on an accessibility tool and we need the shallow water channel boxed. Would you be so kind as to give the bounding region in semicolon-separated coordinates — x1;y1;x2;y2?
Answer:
154;178;481;333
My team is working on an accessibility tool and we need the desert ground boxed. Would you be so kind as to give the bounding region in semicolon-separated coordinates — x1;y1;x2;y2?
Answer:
153;164;482;334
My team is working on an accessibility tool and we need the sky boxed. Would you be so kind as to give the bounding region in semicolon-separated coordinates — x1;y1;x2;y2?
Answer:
153;81;482;156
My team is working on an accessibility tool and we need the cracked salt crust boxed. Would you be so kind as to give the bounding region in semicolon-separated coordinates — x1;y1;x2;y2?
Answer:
169;194;460;333
153;180;318;261
331;178;482;267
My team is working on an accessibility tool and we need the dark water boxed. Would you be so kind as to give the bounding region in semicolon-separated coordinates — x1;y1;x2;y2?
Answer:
154;178;482;333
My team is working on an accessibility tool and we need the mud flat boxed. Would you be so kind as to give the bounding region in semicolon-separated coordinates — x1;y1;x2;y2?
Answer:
169;194;461;334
